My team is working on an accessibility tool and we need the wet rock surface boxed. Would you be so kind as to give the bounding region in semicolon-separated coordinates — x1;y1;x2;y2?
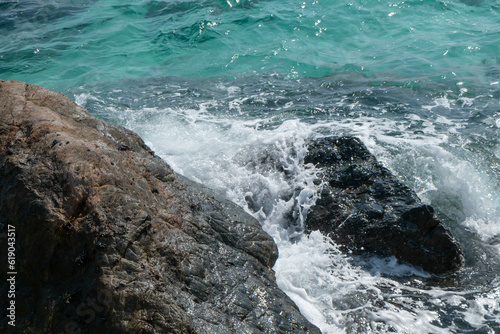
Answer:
305;136;463;274
0;80;321;333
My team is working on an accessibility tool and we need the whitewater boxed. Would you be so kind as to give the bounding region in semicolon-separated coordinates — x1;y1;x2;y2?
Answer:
1;0;499;332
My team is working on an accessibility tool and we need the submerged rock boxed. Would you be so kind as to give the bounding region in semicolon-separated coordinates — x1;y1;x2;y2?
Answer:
304;136;463;274
0;80;320;333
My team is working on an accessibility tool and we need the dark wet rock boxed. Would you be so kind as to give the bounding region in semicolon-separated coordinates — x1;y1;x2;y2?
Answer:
304;136;463;274
0;80;320;334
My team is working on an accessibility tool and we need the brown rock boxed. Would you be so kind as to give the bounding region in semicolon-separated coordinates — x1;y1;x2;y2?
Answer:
0;80;320;333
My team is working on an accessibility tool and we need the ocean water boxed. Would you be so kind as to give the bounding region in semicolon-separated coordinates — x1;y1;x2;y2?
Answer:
1;0;499;333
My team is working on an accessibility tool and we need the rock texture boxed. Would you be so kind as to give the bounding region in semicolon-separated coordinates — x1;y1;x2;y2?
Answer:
305;136;463;274
0;80;321;333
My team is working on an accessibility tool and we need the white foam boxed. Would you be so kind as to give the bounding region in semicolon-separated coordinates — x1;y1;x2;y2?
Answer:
75;92;104;106
227;85;241;95
422;95;453;111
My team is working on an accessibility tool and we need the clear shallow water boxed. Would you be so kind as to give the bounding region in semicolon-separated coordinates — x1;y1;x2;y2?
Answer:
2;0;500;332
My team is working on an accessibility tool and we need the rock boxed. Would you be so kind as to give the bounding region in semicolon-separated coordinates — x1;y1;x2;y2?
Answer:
304;136;463;274
0;80;321;334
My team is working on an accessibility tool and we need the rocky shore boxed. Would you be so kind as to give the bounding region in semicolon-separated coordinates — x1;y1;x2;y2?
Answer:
0;80;462;333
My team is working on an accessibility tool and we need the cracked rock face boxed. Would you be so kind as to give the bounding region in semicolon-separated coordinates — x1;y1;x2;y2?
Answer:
304;136;463;274
0;80;320;333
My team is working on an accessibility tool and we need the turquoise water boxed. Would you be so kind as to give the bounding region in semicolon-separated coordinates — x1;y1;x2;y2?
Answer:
2;0;500;91
2;0;500;333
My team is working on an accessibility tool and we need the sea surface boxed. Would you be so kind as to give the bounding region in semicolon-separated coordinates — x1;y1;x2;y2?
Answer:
1;0;499;332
